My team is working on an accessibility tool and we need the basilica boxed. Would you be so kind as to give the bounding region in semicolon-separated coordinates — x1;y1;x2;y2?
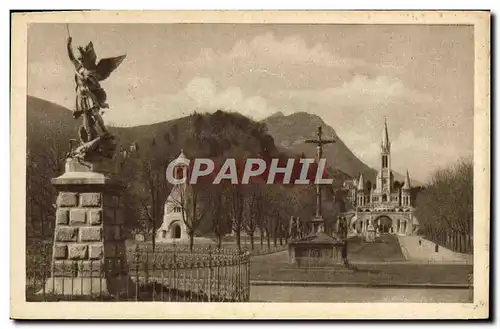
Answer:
156;150;190;243
339;120;419;236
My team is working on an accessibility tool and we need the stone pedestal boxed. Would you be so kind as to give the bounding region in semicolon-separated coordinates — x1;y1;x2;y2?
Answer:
40;158;129;297
365;223;376;242
288;232;347;267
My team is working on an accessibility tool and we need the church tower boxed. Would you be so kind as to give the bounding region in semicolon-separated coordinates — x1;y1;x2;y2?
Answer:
377;118;393;203
357;172;365;207
401;169;412;207
156;150;190;242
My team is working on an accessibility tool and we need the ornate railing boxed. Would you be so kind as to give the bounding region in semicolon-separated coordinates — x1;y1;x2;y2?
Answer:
26;242;251;302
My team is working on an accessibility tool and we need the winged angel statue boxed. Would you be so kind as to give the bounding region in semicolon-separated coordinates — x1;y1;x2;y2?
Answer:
66;36;126;160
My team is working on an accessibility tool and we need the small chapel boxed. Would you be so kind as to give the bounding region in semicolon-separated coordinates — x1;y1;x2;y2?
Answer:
339;119;419;237
156;150;190;243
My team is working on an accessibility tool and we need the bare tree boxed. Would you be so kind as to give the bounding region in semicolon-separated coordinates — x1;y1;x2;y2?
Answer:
211;186;231;249
229;185;245;251
243;186;263;250
415;157;473;253
27;134;65;239
133;138;168;251
174;184;211;251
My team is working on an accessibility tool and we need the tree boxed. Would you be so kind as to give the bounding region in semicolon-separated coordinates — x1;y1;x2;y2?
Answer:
230;185;245;251
414;158;473;253
243;186;263;250
132;138;169;251
210;186;231;249
27;128;66;240
183;185;211;251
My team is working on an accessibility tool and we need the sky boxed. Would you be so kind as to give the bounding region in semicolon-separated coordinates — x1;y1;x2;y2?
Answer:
27;23;474;183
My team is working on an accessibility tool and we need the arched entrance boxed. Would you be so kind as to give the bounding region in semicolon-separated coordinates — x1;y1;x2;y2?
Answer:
171;223;182;239
375;216;392;234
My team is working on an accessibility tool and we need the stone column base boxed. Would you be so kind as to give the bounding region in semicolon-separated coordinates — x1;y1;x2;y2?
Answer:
38;277;108;296
38;276;134;297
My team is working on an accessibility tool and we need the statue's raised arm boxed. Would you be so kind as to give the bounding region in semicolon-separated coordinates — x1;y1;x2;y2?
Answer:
66;37;79;68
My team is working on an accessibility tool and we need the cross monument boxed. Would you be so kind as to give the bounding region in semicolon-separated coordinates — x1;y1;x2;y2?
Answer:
305;126;335;233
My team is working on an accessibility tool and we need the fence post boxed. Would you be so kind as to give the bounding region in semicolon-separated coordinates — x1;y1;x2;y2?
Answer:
135;244;140;301
216;248;220;298
208;245;212;302
246;252;250;301
238;249;242;301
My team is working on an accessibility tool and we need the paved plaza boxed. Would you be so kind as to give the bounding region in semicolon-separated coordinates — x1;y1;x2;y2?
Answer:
250;285;473;303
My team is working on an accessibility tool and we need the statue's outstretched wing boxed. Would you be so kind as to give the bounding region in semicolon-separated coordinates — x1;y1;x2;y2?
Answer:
95;54;126;81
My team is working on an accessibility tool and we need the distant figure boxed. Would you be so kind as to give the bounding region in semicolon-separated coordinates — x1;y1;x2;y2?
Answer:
339;217;348;240
342;242;349;267
297;218;304;238
288;216;299;241
419;239;422;246
435;244;439;253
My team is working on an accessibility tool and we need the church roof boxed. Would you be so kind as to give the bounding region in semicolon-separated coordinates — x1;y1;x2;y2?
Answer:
290;231;343;245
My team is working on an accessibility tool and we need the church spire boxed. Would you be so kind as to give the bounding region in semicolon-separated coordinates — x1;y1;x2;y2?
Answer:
403;169;411;190
381;117;391;152
357;173;365;190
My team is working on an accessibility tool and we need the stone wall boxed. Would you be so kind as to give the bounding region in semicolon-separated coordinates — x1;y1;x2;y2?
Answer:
42;181;128;296
53;191;126;276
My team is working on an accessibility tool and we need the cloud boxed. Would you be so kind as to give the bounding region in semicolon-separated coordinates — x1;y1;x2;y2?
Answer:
338;128;472;183
284;75;434;108
181;33;381;91
104;76;279;126
183;77;280;119
226;32;364;68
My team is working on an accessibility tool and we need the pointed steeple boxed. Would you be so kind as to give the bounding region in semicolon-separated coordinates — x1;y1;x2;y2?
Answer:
381;117;391;152
403;170;411;190
369;184;373;204
357;173;365;190
177;149;187;161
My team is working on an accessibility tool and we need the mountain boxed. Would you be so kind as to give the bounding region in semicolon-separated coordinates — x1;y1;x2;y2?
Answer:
26;96;350;238
26;96;419;187
262;112;416;185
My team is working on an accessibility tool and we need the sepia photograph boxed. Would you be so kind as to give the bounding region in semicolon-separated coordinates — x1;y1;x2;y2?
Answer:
10;10;490;319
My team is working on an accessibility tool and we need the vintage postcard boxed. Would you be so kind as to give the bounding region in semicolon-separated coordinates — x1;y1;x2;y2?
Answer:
10;10;490;319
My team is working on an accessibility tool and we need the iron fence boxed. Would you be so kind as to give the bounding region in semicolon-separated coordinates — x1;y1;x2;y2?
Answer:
26;242;251;302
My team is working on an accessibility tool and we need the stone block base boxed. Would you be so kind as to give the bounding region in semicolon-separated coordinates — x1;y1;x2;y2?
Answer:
38;276;134;297
38;277;108;296
365;230;376;242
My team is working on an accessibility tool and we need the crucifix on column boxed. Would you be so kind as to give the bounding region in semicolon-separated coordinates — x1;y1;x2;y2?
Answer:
305;126;335;232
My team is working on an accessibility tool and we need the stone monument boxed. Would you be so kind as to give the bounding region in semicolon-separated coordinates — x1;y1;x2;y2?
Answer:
288;126;347;267
365;219;376;242
39;35;129;297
